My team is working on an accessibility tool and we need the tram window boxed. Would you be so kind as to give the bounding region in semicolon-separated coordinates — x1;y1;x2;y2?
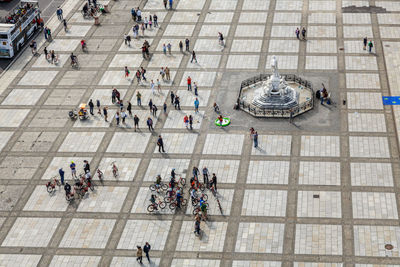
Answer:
0;34;8;39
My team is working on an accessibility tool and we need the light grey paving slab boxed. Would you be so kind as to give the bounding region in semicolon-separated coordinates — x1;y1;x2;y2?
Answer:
243;0;270;10
235;223;284;253
163;110;204;129
306;40;337;53
205;12;234;23
352;192;398;219
187;55;221;69
297;191;342;218
58;71;97;86
344;40;370;54
111;257;160;267
203;134;244;155
179;72;217;87
376;1;400;11
299;161;340;185
144;158;190;181
0;254;42;267
275;0;302;10
163;24;196;37
343;26;373;38
242;190;287;216
342;0;368;7
209;0;238;10
88;89;127;106
2;217;60;247
109;54;144;68
23;185;68;211
18;71;58;86
58;132;105;152
308;26;336;38
379;27;400;38
170;12;200;23
44;89;86;106
0;109;30;127
231;39;263;53
153;133;198;154
0;156;42;180
77;186;129;212
300;136;340;157
348;113;387;132
107;133;151;153
98;71;135;86
354;225;400;257
273;12;301;24
194;39;224;52
294;264;342;267
29;109;69;127
176;221;227;252
343;13;371;24
378;14;400;25
60;219;115;248
295;224;342;255
269;40;299;53
0;132;13;152
58;25;91;37
227;55;260;69
349;136;390;158
12;131;59;152
131;89;168;107
309;0;336;10
41;156;92;180
198;159;240;183
199;25;230;37
148;53;183;68
347;92;383;109
306;56;337;70
345;56;378;71
97;157;141;181
117;220;171;250
233;262;282;267
49;256;101;267
346;73;380;89
0;185;24;210
247;160;290;184
308;13;336;24
351;162;393;187
172;90;210;107
235;25;266;37
176;0;206;9
266;55;298;69
46;38;80;51
252;135;292;156
171;259;220;267
239;12;268;23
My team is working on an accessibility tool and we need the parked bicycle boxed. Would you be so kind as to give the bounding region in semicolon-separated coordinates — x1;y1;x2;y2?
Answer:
46;176;61;193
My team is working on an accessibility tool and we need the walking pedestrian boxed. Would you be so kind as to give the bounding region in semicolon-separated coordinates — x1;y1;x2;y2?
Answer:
157;135;165;152
121;110;127;124
187;76;192;91
88;99;94;115
63;19;68;32
143;242;151;263
184;115;189;128
115;112;120;126
163;0;167;9
174;96;181;110
179;41;183;52
363;37;367;50
165;67;171;81
147;117;154;131
59;168;65;185
289;109;294;123
169;0;173;9
141;67;147;81
163;43;167;55
56;7;63;20
163;102;167;113
103;106;108;121
70;161;77;179
211;173;217;190
134;115;140;131
152;104;158;116
44;26;48;39
194;218;201;235
144;17;148;29
368;40;373;53
170;91;175;104
136;246;143;264
189;115;193;130
194;82;198;96
154;14;158;27
124;66;130;78
157;79;161;93
185;38;190;51
191;50;197;63
137;91;142;106
131;8;137;21
137;8;142;21
167;43;172;55
202;166;209;186
150;80;155;94
148;99;153;113
136;70;141;84
194;98;199;113
160;67;166;80
253;131;258;148
44;47;48;61
96;100;101;114
301;27;307;40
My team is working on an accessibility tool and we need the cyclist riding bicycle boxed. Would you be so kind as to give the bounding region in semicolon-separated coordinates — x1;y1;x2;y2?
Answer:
70;53;77;66
190;188;197;202
169;176;176;189
171;168;176;179
150;194;158;210
82;3;88;14
81;39;87;50
64;182;71;196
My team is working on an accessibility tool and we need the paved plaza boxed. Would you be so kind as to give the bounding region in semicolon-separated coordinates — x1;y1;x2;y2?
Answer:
0;0;400;266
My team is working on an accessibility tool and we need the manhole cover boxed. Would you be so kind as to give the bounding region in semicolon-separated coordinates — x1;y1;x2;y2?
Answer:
339;48;344;50
313;194;320;198
385;244;394;250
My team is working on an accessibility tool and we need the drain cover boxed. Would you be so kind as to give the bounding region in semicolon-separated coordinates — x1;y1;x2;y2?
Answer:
385;244;394;250
313;194;320;198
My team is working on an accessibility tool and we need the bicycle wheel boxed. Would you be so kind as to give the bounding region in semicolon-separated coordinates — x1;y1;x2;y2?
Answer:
159;201;166;209
149;184;156;191
182;198;188;206
180;178;186;186
161;184;168;191
66;194;73;202
164;196;173;203
169;202;176;210
199;183;205;192
89;182;94;191
147;205;155;212
47;186;53;193
192;207;200;215
202;194;208;201
56;180;61;186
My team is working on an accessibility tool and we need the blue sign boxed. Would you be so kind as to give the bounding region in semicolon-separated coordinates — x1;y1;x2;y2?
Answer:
382;96;400;105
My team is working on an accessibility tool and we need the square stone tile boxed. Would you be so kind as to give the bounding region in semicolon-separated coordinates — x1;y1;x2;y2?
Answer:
46;38;80;51
176;0;205;9
153;133;198;154
41;156;92;180
380;26;400;38
347;92;383;109
172;259;221;267
148;53;184;68
243;0;270;10
0;255;42;267
343;26;373;38
163;24;195;36
343;13;371;24
111;257;160;267
131;187;174;214
299;161;340;185
0;109;30;127
58;71;97;86
354;225;400;256
187;55;222;69
343;0;368;7
176;221;227;251
247;160;289;184
345;56;378;70
12;131;58;152
233;262;282;267
98;71;135;86
269;40;299;53
273;12;301;24
199;25;230;37
0;185;25;210
60;219;115;248
351;162;393;187
378;14;400;24
346;73;380;89
18;71;58;86
2;217;60;247
231;39;263;52
58;25;91;37
352;192;398;219
309;0;336;10
59;132;104;152
0;156;42;180
44;89;85;105
88;89;127;107
23;185;67;211
107;133;151;153
77;186;129;212
203;134;244;155
205;12;234;23
132;89;168;107
163;110;204;129
194;39;224;52
97;157;141;181
297;191;342;218
266;55;298;69
348;113;387;132
235;223;284;253
186;189;234;215
295;224;342;255
0;132;13;151
49;256;101;267
306;40;337;53
227;55;260;69
376;1;400;11
308;26;336;38
271;25;297;37
308;13;336;24
118;220;171;250
86;38;118;52
242;190;287;216
29;110;69;128
169;12;199;22
209;0;238;10
306;56;337;70
199;159;240;183
93;25;126;37
301;136;340;157
294;263;342;267
179;72;217;87
144;0;167;9
144;158;190;181
275;0;302;10
349;136;390;158
252;135;292;156
235;25;265;37
172;90;211;107
344;40;369;53
109;54;144;68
